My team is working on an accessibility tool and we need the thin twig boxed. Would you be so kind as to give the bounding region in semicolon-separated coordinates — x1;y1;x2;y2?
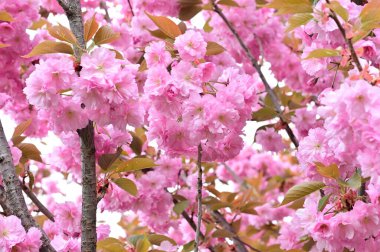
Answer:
172;198;215;252
127;0;135;16
21;182;55;222
223;163;248;189
99;1;111;22
212;2;299;148
210;210;261;252
195;144;203;252
326;0;363;72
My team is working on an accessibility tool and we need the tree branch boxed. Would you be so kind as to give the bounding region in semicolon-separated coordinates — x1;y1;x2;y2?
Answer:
172;197;215;252
326;0;363;72
0;185;12;216
212;2;299;148
0;120;56;251
195;144;203;252
210;210;261;252
56;1;97;251
21;182;55;222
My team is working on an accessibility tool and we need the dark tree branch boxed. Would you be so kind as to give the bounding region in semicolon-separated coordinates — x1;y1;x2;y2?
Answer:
127;0;135;16
99;1;111;23
21;182;55;222
0;120;56;251
210;210;261;252
56;1;97;251
195;144;203;252
212;2;299;148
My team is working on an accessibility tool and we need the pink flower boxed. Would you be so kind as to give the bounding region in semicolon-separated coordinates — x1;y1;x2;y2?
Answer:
256;128;285;152
174;30;207;61
10;145;22;165
0;215;26;249
145;41;172;68
13;227;42;252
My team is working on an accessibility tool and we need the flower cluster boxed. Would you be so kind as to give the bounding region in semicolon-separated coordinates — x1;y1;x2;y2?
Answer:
145;30;260;161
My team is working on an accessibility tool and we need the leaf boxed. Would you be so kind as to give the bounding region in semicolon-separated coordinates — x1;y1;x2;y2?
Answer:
22;40;74;58
173;200;189;215
265;0;312;14
113;178;138;196
11;136;26;146
27;170;35;190
84;15;99;42
286;13;313;32
129;131;144;155
328;1;349;22
182;241;195;252
48;25;78;45
18;143;42;163
29;19;50;30
136;238;151;252
206;41;226;56
147;234;177;246
179;5;203;21
128;235;145;247
357;0;380;41
98;148;121;170
145;12;182;39
115;158;156;173
109;49;124;60
315;162;340;179
252;107;278;121
280;181;326;205
318;194;331;212
97;237;125;252
0;43;10;49
347;171;361;189
218;0;240;6
94;25;120;45
0;11;13;22
304;49;341;59
12;119;32;139
212;229;233;238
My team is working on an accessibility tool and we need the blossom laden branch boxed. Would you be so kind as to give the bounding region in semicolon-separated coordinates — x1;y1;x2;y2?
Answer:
212;1;299;148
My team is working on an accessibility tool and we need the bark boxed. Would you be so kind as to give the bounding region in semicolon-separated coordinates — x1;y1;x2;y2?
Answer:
56;1;97;251
195;144;203;252
0;120;55;251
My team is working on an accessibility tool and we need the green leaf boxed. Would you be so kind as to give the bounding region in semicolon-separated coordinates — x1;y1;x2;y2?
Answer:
281;181;326;205
136;238;151;252
22;41;74;58
128;235;145;247
304;49;340;59
205;41;225;56
182;241;195;252
129;131;144;155
218;0;240;6
94;25;120;45
173;200;189;215
145;12;182;39
97;237;125;252
113;178;138;196
147;234;177;246
286;13;313;32
252;107;278;121
357;0;380;41
347;171;361;189
315;162;340;179
265;0;312;14
116;158;157;173
318;194;331;212
328;1;349;22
